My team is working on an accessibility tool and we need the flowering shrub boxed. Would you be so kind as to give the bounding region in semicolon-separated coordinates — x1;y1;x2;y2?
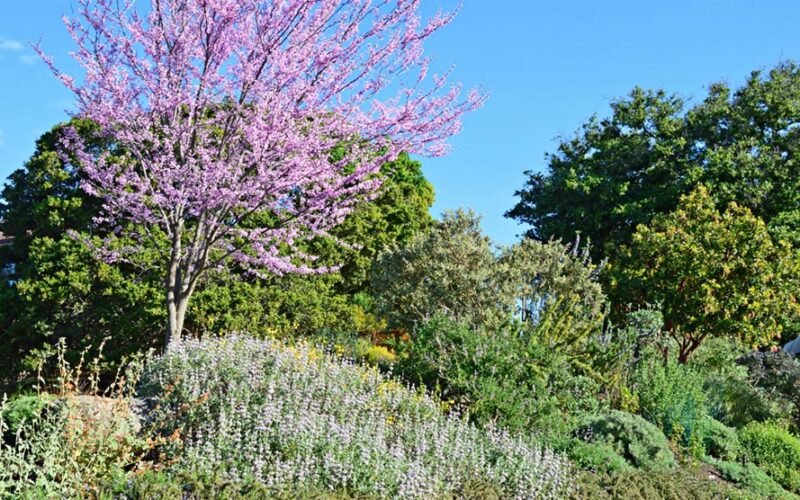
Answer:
140;336;571;499
0;343;148;498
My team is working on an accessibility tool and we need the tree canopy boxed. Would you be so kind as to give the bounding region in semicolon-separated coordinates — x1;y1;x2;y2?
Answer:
616;186;800;363
507;62;800;260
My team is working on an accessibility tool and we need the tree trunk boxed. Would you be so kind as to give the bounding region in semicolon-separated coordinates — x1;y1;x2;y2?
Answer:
165;221;185;349
166;289;189;348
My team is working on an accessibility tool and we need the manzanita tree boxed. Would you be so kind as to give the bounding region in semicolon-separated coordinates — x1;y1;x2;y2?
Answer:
42;0;483;345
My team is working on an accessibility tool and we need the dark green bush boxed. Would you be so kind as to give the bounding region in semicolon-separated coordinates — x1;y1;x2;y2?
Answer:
574;410;676;470
737;351;800;432
702;418;741;461
705;457;794;499
739;422;800;493
691;339;785;431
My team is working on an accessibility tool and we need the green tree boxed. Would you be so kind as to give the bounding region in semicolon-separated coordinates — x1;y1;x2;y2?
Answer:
617;186;800;363
507;62;800;261
0;120;163;390
497;236;606;332
371;209;501;331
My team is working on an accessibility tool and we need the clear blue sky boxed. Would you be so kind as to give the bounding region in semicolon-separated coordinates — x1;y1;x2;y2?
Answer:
1;1;799;244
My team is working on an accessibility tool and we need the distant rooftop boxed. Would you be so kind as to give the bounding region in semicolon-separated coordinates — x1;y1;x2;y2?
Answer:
0;232;11;246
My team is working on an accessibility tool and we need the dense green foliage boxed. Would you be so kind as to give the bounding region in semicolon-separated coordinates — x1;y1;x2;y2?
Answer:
705;458;796;499
565;440;633;474
739;422;800;493
737;351;800;432
701;418;741;461
633;355;709;452
397;314;602;434
372;209;606;333
0;120;164;390
618;186;800;362
572;469;748;500
573;410;676;470
371;209;502;330
497;236;606;333
507;62;800;260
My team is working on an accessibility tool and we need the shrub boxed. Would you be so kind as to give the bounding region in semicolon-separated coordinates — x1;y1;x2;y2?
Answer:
396;315;602;435
0;393;146;498
359;344;397;367
1;394;55;439
702;418;740;461
371;210;607;334
737;351;800;432
371;209;504;331
566;440;632;474
688;338;782;430
739;422;800;493
570;469;745;500
139;336;572;499
0;338;149;498
705;457;794;499
102;470;359;499
496;235;606;332
574;410;676;470
634;355;709;453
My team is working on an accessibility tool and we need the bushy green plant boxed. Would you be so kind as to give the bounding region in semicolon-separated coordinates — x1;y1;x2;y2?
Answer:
371;210;607;335
497;235;606;332
701;418;741;461
396;314;602;435
705;457;795;499
1;394;55;439
588;307;666;407
0;348;148;498
634;354;709;453
102;469;360;499
574;410;676;470
686;337;781;430
566;440;632;474
371;209;504;331
138;336;572;499
739;422;800;493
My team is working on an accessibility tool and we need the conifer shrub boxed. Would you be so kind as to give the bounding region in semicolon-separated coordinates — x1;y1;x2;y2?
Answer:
573;410;677;470
701;418;741;461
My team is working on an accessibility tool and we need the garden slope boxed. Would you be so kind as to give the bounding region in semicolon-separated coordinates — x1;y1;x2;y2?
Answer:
138;336;571;499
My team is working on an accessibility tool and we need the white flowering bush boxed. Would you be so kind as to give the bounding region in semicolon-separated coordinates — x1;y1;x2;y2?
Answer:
140;336;571;498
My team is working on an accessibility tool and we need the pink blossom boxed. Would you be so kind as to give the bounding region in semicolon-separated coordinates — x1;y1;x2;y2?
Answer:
42;0;485;343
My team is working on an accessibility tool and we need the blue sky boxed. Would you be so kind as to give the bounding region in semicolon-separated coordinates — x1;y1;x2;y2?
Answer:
1;1;799;244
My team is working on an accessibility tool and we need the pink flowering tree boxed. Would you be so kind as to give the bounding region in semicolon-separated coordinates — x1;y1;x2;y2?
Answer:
42;0;483;345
